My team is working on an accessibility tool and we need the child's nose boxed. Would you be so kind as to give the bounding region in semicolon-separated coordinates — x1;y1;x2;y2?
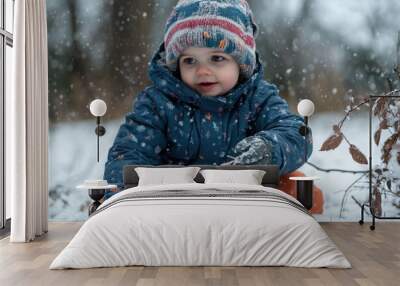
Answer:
196;64;212;76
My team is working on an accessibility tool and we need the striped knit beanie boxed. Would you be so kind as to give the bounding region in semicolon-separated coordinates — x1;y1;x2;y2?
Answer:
164;0;258;79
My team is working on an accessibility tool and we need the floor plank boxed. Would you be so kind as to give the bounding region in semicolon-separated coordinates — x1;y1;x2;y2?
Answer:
0;222;399;286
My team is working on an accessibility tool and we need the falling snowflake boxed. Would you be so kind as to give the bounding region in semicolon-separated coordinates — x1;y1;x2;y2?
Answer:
129;134;138;143
154;145;162;154
166;102;175;110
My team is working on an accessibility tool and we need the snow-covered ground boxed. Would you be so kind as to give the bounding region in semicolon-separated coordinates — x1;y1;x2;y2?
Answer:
49;112;399;221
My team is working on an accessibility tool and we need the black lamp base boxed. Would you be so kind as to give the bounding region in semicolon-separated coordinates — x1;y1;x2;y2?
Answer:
88;189;105;216
296;180;313;210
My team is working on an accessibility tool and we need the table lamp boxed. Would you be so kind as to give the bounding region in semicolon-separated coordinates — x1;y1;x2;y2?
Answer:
89;99;107;162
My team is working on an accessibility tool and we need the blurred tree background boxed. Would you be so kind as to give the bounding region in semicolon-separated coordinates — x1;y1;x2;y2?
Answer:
47;0;400;123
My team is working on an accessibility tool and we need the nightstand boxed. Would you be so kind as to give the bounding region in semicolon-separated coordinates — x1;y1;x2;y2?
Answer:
289;176;319;210
77;180;117;215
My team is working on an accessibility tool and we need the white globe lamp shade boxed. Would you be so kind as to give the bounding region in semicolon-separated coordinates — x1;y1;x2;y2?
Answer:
297;99;315;117
90;99;107;117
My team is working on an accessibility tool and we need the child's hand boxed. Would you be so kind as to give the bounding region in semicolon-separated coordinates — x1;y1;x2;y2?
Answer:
229;136;272;165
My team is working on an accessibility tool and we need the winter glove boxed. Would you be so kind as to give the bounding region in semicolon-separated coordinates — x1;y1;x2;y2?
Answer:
224;136;273;165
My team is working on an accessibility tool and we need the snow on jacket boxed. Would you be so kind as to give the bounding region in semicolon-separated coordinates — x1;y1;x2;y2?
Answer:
104;43;312;194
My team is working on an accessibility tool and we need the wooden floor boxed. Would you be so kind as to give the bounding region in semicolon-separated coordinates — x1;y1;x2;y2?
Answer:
0;222;399;286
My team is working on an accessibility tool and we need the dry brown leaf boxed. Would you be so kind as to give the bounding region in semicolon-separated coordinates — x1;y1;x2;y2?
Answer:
394;120;399;132
349;144;368;164
373;187;382;216
320;134;343;151
382;110;389;125
373;97;386;117
374;128;381;146
381;133;399;164
379;118;389;130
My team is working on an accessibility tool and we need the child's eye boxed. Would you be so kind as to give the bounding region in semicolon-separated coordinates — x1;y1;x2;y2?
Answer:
211;55;226;62
181;57;196;65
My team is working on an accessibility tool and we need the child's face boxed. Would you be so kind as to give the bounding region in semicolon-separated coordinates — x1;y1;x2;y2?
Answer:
179;47;240;97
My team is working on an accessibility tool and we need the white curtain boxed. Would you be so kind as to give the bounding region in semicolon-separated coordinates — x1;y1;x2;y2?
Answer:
8;0;49;242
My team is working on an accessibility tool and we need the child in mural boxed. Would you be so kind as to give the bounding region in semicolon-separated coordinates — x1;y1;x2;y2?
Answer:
103;0;313;199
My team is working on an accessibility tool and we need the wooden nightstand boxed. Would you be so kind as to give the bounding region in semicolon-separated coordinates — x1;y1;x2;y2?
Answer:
289;176;319;210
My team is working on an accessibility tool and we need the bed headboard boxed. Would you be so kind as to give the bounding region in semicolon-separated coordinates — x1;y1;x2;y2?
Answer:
123;165;280;189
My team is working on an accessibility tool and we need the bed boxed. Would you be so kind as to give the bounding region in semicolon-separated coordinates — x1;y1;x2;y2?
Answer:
50;165;351;269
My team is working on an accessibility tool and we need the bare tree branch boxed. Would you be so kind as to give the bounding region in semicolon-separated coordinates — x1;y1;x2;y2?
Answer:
339;173;368;217
338;98;370;129
306;161;368;174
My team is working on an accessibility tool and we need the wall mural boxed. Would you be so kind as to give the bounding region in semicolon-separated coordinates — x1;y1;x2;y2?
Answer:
47;0;400;221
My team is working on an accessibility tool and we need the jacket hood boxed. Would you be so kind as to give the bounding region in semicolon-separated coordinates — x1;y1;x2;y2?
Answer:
148;42;264;113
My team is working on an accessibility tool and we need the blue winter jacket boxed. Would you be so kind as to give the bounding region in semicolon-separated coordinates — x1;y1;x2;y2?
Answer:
103;43;312;196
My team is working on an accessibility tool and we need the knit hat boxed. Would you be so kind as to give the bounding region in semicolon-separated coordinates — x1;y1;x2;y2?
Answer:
164;0;258;79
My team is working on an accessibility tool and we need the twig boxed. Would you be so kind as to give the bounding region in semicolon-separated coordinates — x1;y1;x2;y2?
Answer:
381;89;400;96
381;189;400;198
336;89;400;130
341;133;353;146
306;161;368;174
351;196;371;217
351;195;364;208
339;173;368;218
338;98;370;129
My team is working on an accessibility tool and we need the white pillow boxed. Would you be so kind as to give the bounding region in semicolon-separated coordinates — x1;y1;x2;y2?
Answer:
200;169;266;185
135;167;201;186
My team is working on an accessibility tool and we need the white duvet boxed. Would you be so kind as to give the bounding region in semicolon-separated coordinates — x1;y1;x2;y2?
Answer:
50;183;351;269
